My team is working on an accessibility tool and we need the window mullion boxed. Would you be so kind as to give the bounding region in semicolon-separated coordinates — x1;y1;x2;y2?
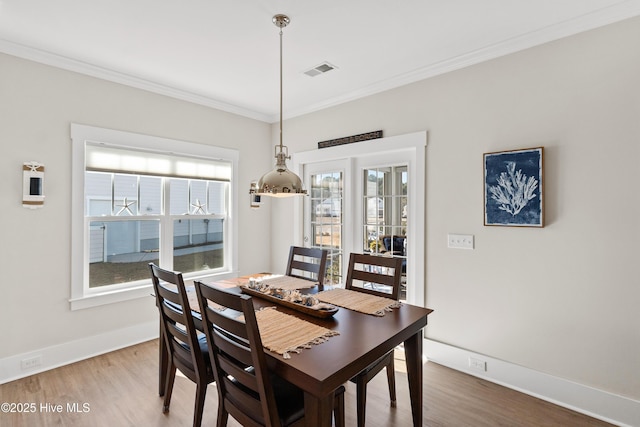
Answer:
161;177;173;271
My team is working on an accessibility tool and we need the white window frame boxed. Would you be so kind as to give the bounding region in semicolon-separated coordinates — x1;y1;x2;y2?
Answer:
293;131;427;307
70;123;239;310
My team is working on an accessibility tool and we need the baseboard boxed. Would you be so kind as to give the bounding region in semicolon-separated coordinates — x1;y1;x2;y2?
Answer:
3;328;637;426
0;321;158;385
424;339;640;427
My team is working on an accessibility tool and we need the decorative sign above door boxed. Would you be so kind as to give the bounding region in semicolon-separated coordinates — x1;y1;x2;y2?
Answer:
318;130;383;149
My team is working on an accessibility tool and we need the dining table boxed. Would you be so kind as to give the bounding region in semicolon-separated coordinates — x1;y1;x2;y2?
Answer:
157;274;433;427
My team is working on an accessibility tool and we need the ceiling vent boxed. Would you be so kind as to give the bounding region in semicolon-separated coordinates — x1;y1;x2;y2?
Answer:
304;62;336;77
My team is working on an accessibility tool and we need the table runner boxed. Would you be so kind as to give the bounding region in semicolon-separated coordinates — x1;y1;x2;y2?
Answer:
255;307;339;359
316;288;401;316
251;274;318;291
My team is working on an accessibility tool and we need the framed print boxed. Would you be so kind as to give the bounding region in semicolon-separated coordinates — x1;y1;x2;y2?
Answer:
484;147;543;227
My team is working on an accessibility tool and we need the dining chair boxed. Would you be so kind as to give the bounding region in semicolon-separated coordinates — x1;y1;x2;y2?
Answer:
194;280;345;427
285;246;328;290
149;263;214;427
344;253;404;427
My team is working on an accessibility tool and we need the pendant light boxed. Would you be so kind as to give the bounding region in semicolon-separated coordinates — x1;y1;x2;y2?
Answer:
251;14;307;197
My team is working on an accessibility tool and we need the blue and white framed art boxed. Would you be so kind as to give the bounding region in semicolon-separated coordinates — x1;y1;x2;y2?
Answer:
484;147;544;227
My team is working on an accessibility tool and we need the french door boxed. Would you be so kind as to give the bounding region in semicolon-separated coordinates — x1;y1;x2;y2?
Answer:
295;132;426;306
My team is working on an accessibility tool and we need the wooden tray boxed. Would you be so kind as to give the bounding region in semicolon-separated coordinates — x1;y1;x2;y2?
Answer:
240;286;339;318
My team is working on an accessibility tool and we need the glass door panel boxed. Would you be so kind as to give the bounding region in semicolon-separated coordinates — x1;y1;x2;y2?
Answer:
307;170;344;286
362;165;408;301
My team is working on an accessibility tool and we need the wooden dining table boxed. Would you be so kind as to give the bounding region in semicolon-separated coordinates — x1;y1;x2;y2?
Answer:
157;275;433;427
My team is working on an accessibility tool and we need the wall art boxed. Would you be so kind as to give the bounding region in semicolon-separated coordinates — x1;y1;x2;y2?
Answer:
484;147;543;227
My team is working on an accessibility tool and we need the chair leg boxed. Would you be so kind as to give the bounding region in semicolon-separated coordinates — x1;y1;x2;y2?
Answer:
163;364;177;413
193;382;207;427
386;355;397;408
333;388;345;427
216;406;229;427
356;377;367;427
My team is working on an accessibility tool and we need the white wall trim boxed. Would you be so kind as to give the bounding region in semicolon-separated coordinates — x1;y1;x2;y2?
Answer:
425;339;640;427
0;38;271;123
4;3;639;124
0;321;158;385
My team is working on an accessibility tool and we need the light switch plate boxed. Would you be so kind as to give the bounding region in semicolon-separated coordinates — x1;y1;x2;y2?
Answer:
448;234;474;249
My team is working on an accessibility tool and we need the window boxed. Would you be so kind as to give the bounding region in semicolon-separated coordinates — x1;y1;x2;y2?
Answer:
71;124;238;310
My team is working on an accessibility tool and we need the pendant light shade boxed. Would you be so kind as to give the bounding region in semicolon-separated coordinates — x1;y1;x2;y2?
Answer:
256;145;305;197
251;14;307;198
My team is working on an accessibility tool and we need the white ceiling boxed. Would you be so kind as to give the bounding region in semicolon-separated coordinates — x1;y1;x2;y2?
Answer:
1;1;639;122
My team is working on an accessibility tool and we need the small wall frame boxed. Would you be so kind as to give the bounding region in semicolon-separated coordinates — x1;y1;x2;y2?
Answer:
483;147;543;227
23;161;45;209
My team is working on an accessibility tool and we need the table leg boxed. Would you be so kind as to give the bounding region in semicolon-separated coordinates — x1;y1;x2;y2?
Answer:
404;330;424;427
303;391;333;427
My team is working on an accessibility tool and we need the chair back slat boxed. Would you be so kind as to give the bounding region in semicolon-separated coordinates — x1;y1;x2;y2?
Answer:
212;330;255;369
206;307;251;342
345;253;403;300
286;246;328;289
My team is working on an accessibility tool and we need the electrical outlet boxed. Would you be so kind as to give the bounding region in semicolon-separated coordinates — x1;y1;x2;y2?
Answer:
468;356;487;371
21;355;42;370
448;233;474;249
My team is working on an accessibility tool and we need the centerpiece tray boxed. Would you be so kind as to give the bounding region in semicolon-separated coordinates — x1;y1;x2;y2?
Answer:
240;286;339;319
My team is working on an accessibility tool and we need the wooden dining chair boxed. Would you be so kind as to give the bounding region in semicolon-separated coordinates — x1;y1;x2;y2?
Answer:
149;263;214;427
344;253;404;427
194;280;345;427
285;246;328;289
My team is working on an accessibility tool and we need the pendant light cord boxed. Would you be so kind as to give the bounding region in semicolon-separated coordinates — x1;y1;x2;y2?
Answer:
252;14;306;196
279;27;284;152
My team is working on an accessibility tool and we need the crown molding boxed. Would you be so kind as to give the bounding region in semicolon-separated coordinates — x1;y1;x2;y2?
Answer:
0;38;272;123
281;1;640;121
2;1;639;125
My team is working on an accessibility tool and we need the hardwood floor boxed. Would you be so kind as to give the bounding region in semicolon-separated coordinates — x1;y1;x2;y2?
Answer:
0;340;613;427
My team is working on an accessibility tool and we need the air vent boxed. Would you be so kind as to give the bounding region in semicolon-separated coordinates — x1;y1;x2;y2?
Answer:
304;62;337;77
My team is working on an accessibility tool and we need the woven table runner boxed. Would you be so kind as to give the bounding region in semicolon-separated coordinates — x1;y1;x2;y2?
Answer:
255;307;339;359
316;288;401;317
253;274;318;290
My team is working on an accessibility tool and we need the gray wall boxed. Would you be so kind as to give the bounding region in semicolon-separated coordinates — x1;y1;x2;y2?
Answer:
0;52;273;359
1;12;638;410
272;17;640;400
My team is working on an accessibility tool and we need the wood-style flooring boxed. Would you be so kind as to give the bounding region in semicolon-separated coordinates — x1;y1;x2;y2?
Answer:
0;340;613;426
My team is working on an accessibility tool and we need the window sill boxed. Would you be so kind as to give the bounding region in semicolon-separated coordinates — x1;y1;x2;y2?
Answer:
69;284;154;311
69;270;239;311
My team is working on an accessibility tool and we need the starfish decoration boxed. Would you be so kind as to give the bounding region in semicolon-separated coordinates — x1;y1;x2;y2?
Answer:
26;162;43;172
190;199;206;215
115;197;136;216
